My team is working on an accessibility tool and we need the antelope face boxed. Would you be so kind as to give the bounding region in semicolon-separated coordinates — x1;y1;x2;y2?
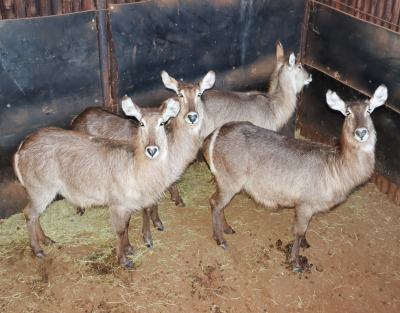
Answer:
326;85;388;144
275;41;312;93
161;70;215;131
121;96;180;159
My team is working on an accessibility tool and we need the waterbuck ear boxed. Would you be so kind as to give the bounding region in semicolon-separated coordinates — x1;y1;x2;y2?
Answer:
199;70;215;93
122;96;142;120
368;84;387;113
288;53;295;70
161;70;180;93
276;41;284;60
326;90;347;115
163;98;180;120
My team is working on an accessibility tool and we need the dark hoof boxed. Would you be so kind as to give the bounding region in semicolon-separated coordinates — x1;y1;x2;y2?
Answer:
230;229;236;235
145;243;153;249
80;212;84;216
176;202;186;207
157;225;164;231
50;240;56;244
37;253;45;259
220;244;228;250
294;267;303;274
125;261;132;268
304;244;311;249
128;250;136;255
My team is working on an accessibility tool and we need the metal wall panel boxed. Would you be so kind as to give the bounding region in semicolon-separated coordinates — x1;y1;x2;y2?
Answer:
109;0;305;113
0;12;102;218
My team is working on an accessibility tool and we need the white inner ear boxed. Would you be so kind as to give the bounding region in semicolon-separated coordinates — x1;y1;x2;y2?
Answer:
122;97;142;120
161;70;179;93
369;85;388;113
288;53;295;70
163;98;180;120
326;90;347;115
199;71;215;93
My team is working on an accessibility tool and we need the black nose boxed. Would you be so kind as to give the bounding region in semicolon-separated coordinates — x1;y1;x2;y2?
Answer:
187;113;198;124
355;129;367;139
146;147;158;157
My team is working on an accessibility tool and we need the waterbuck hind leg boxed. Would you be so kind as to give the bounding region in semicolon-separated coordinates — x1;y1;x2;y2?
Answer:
24;203;46;258
123;212;135;255
210;189;236;250
109;207;131;267
142;207;154;248
220;209;235;235
300;236;311;249
168;183;185;207
35;219;55;246
291;207;313;273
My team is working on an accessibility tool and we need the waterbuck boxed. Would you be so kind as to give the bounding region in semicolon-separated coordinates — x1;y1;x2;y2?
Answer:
202;85;387;273
13;97;180;267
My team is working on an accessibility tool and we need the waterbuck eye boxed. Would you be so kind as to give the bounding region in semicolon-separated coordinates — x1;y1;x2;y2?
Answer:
160;121;165;126
178;93;183;98
140;122;144;127
367;108;372;114
345;110;351;116
298;64;302;69
198;92;202;97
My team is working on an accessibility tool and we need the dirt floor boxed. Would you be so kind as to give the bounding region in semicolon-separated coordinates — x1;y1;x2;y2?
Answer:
1;162;400;312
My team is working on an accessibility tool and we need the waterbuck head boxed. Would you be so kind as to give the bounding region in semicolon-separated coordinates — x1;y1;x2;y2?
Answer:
121;96;180;159
326;85;387;147
161;70;215;131
272;41;312;93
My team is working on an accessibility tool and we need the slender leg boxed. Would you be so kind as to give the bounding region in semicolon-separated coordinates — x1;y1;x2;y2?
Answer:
290;207;313;273
142;207;153;248
149;203;164;231
210;188;236;249
169;183;185;207
35;219;55;246
123;212;135;255
109;207;131;267
220;209;235;235
24;203;44;258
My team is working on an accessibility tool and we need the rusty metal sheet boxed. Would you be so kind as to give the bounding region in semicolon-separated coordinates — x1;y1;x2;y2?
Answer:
304;2;400;112
109;0;305;111
0;12;102;218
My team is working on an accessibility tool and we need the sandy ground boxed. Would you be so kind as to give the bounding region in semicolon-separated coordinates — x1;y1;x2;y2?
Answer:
1;162;399;312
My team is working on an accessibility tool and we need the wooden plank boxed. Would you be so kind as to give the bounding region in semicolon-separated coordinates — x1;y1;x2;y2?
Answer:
3;0;15;19
14;0;26;18
72;0;81;12
39;0;52;16
63;0;72;13
390;0;400;30
81;0;94;10
52;0;62;14
26;0;39;17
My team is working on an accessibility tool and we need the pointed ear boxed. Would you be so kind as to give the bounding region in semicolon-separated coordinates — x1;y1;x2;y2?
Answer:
288;53;295;70
161;70;180;93
121;96;142;120
326;90;347;115
276;41;284;60
368;84;387;113
163;98;180;120
199;70;215;94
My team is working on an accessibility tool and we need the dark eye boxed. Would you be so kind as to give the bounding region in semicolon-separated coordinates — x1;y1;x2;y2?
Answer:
367;108;372;114
178;93;183;97
345;111;351;116
298;64;302;69
198;92;202;97
140;122;144;127
160;122;165;126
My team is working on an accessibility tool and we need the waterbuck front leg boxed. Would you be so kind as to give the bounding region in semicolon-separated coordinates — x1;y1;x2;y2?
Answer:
123;212;135;255
291;206;313;273
109;206;132;267
168;183;185;207
142;206;154;248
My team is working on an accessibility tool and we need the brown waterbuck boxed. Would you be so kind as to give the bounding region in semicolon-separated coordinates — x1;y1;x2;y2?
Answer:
162;41;312;142
202;85;387;273
70;71;215;247
13;97;181;267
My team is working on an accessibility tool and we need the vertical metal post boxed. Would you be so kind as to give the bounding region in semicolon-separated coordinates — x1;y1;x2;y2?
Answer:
96;0;110;107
